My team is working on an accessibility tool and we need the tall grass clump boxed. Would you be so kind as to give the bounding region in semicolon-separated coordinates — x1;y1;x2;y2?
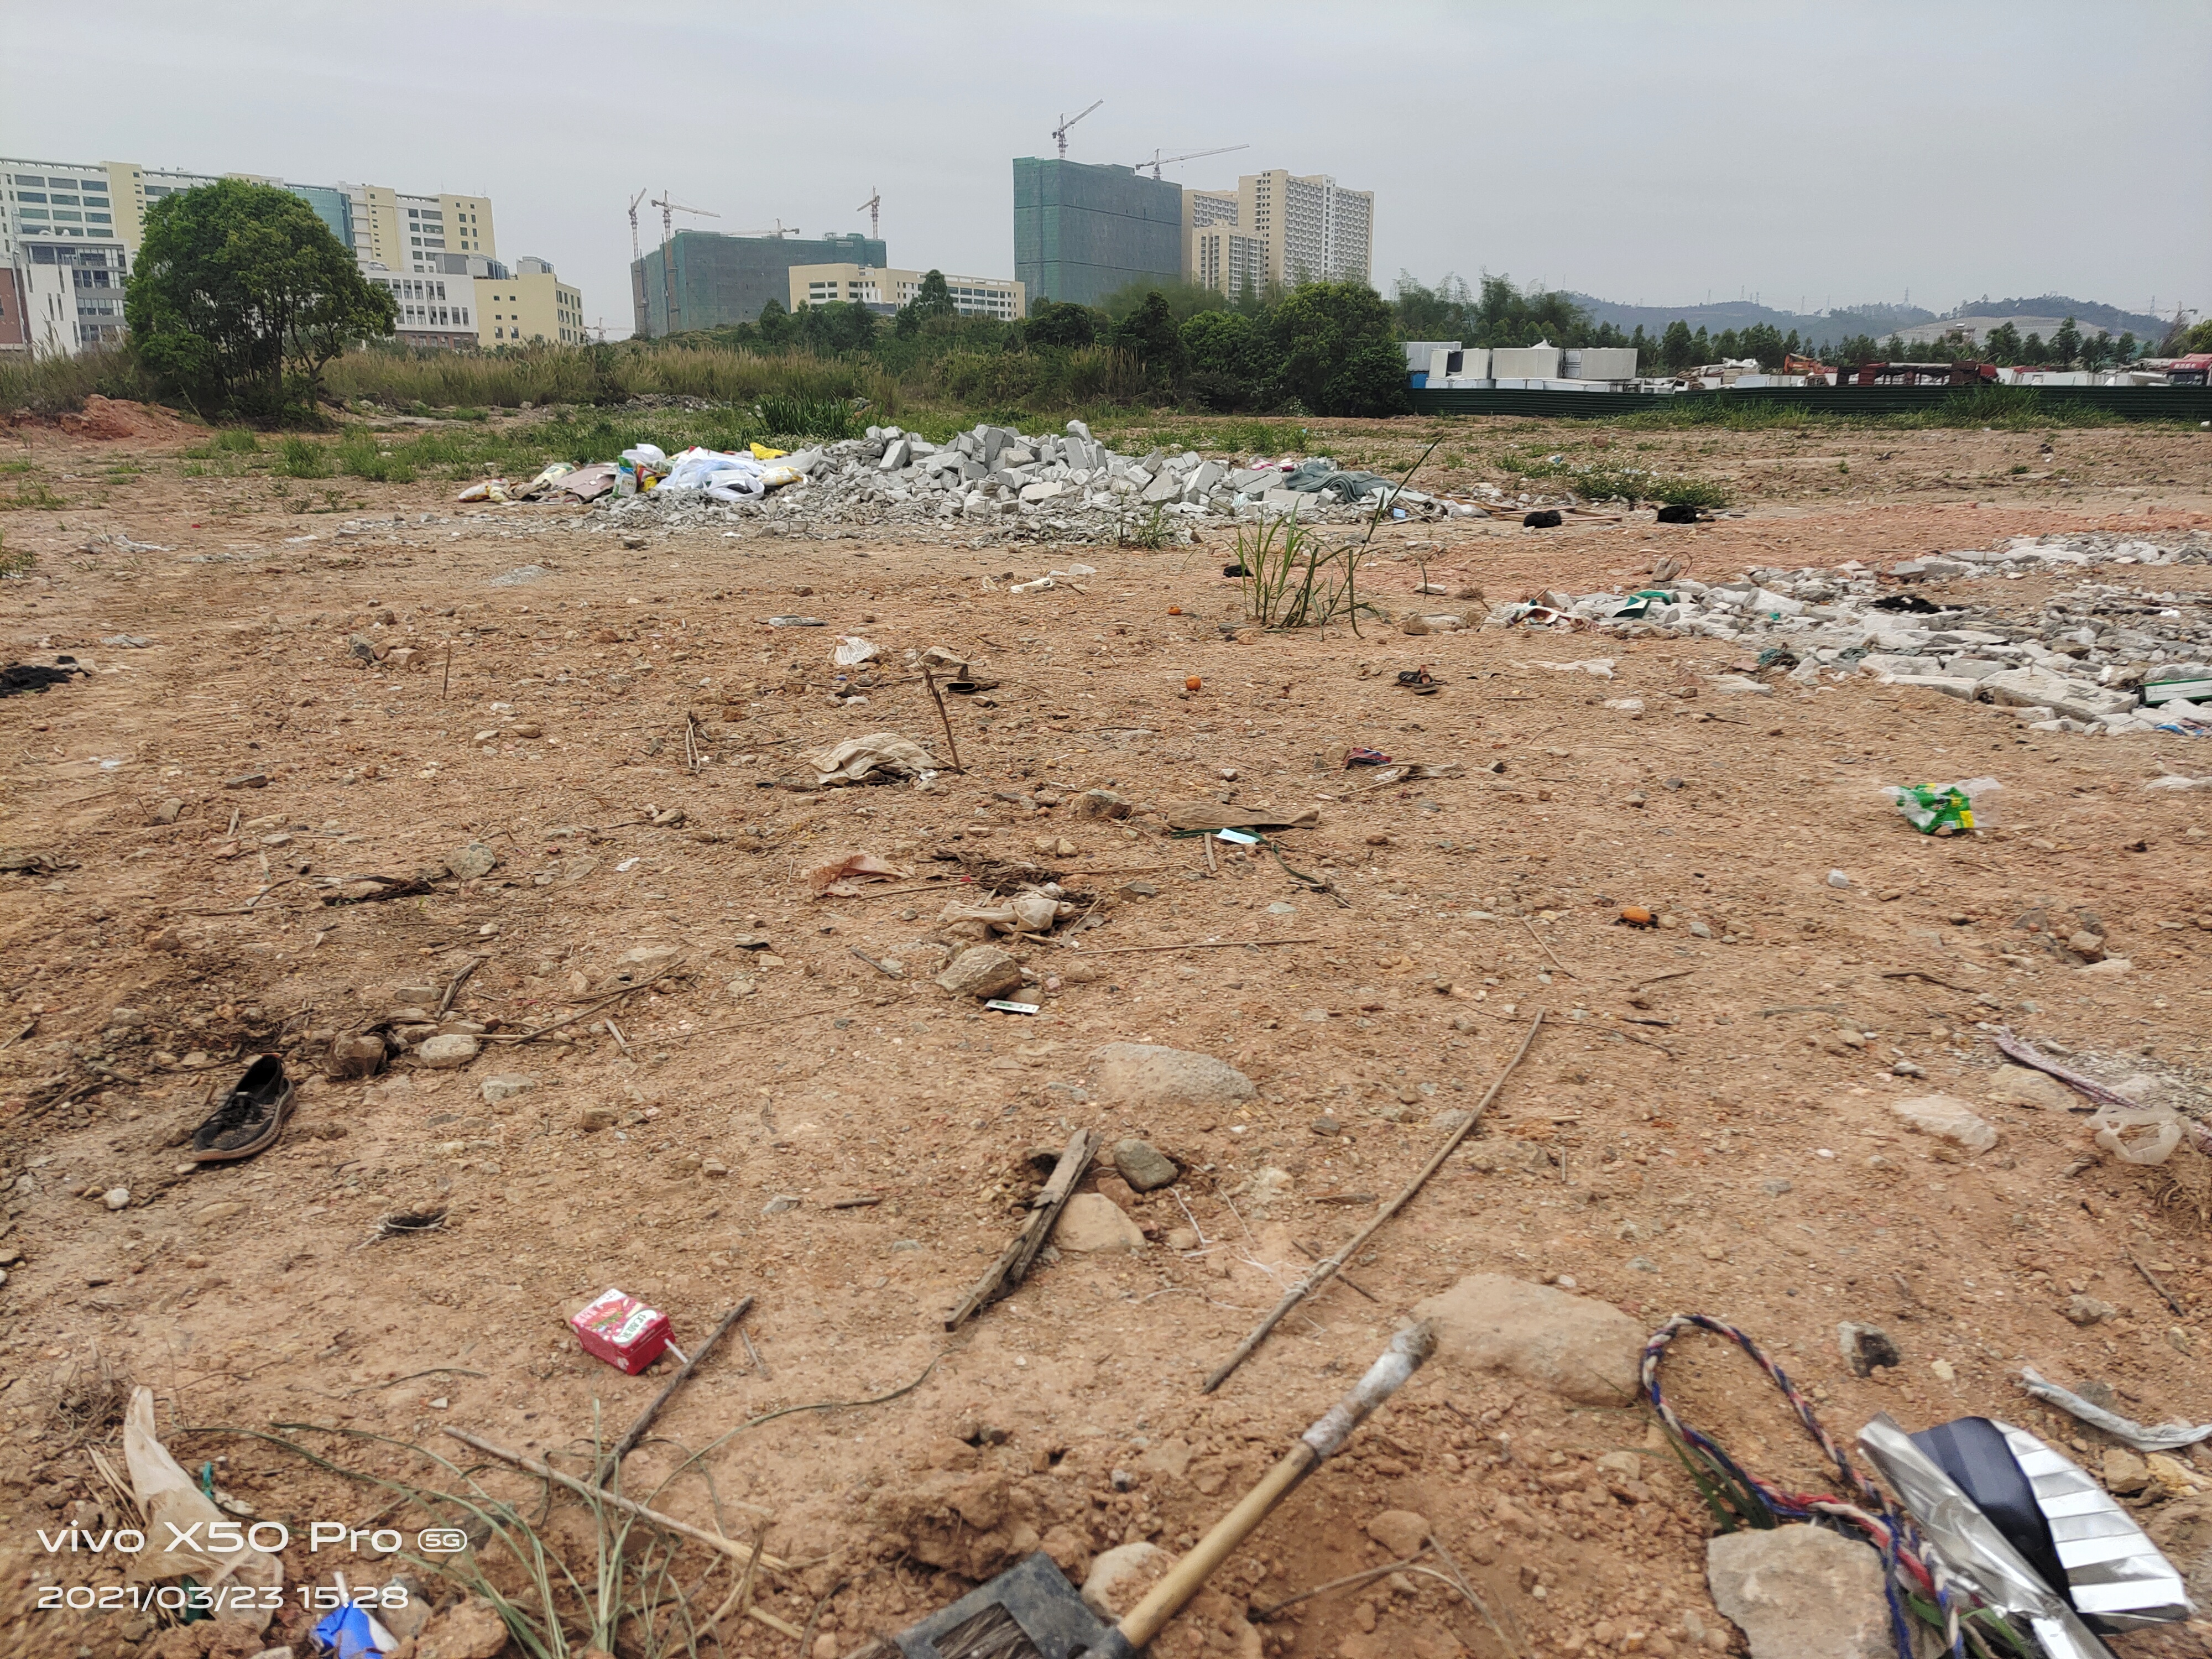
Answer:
336;431;418;483
276;435;330;477
1239;505;1360;629
753;393;859;443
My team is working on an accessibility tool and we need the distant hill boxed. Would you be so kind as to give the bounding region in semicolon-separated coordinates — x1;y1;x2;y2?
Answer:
1561;291;2170;349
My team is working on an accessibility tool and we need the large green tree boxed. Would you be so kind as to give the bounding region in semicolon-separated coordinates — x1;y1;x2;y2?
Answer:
124;178;394;419
1113;291;1187;379
1272;280;1408;416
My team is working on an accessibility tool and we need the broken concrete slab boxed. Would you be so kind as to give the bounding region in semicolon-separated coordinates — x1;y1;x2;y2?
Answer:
1707;1525;1894;1659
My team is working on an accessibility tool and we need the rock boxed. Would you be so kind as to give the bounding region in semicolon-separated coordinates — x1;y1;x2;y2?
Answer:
613;945;680;982
193;1202;247;1226
1089;1043;1255;1110
328;1033;388;1078
444;842;498;880
936;945;1024;1000
414;1597;512;1659
2077;957;2133;977
1068;788;1134;820
152;797;183;825
1836;1322;1900;1376
1707;1525;1893;1659
1888;1094;1997;1155
2064;1293;2116;1326
2148;1453;2206;1500
1412;1274;1644;1406
727;975;757;998
577;1105;617;1132
2105;1447;2152;1495
102;1187;130;1211
480;1074;535;1104
1083;1541;1170;1619
415;1034;479;1070
2067;929;2107;962
1366;1510;1431;1558
1053;1193;1146;1254
1113;1138;1179;1192
1981;1066;2077;1112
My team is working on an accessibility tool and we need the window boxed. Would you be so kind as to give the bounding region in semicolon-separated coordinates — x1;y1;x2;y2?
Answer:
51;194;79;205
20;208;48;219
18;191;46;203
13;175;44;186
87;213;110;225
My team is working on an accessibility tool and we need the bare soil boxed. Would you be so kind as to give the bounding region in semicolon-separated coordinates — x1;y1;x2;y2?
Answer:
3;407;2212;1659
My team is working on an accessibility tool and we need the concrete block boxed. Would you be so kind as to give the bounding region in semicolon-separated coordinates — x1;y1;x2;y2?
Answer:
1882;675;1982;701
1229;468;1275;492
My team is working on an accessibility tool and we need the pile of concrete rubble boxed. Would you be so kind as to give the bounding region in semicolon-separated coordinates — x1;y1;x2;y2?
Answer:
593;419;1481;542
1507;530;2211;738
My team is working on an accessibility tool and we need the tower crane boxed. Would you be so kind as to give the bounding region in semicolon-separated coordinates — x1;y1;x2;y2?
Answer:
1053;100;1102;160
1128;143;1248;180
728;218;800;239
650;192;718;336
855;187;880;241
627;187;650;337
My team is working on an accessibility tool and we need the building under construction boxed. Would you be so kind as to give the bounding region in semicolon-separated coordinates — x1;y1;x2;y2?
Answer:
631;230;885;336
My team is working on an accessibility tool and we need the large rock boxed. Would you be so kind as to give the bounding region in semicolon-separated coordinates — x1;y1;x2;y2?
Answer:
1707;1526;1893;1659
414;1034;479;1070
936;945;1024;1000
1979;1066;2077;1113
414;1597;512;1659
1053;1193;1145;1254
1411;1275;1643;1406
1113;1138;1180;1192
1980;666;2132;722
1366;1509;1431;1558
1090;1044;1254;1110
1083;1541;1169;1618
1890;1094;1997;1155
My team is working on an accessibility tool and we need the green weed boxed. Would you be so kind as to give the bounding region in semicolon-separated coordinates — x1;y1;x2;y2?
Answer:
277;436;331;477
0;536;32;578
753;393;859;443
215;428;259;453
1239;505;1359;629
2;482;66;509
336;432;418;484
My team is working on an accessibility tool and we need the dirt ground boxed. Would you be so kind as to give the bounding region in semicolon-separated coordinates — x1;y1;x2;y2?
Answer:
4;407;2212;1659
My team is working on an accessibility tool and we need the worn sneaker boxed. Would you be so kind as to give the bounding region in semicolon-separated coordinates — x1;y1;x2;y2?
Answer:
190;1055;294;1164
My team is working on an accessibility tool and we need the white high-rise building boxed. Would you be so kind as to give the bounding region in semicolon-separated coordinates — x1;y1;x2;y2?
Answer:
1182;169;1374;299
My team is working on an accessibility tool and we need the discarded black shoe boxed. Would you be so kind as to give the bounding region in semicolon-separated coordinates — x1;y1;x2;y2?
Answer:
190;1054;295;1164
1522;509;1563;529
1653;503;1701;525
1222;563;1249;577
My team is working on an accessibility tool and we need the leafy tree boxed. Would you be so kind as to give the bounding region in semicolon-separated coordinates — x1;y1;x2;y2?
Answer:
124;178;394;419
1658;320;1695;372
2051;316;2082;367
1180;309;1274;410
1833;333;1880;366
1097;278;1225;324
755;297;793;346
1981;321;2022;364
1024;298;1099;349
1882;333;1906;361
1113;291;1187;379
794;299;876;354
1272;280;1407;416
2020;331;2048;365
914;270;956;319
2115;332;2137;363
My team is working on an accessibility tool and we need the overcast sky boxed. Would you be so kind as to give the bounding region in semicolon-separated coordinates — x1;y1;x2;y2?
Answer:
9;0;2208;336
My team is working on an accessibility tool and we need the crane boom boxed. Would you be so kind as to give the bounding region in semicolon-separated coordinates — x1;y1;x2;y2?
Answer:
1129;143;1248;180
855;186;880;241
649;193;720;335
1053;99;1103;160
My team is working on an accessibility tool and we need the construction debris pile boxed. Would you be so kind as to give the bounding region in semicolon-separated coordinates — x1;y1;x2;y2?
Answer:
1501;530;2212;737
588;420;1483;542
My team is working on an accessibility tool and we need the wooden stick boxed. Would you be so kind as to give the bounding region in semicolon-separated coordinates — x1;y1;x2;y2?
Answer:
480;961;683;1044
442;1427;778;1533
592;1297;754;1488
945;1129;1098;1330
1522;916;1577;979
2127;1249;2187;1318
436;956;483;1020
1202;1008;1546;1393
1083;936;1319;957
442;644;452;700
920;664;963;773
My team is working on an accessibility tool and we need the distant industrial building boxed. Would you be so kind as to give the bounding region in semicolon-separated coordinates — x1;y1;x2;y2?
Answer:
1011;158;1182;307
789;263;1023;320
1183;169;1373;298
632;230;884;336
0;150;552;357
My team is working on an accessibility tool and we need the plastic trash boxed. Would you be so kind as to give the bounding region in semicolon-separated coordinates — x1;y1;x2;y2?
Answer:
570;1288;672;1374
620;444;667;469
2090;1103;2182;1166
313;1601;400;1659
748;441;787;461
123;1387;283;1620
832;635;880;668
455;480;509;504
805;733;939;786
1884;776;2000;834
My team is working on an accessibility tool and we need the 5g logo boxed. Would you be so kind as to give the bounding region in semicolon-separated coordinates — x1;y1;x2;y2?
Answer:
418;1530;468;1553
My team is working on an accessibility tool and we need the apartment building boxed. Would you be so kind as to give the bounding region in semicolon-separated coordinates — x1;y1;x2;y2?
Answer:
788;263;1024;321
1181;169;1374;299
1010;158;1182;307
2;149;535;357
477;257;587;347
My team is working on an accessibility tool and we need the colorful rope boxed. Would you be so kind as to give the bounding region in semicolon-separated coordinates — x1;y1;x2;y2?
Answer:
1640;1313;1962;1659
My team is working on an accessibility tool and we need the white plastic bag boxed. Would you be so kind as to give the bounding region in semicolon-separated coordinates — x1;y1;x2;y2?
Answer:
123;1387;283;1625
833;635;880;667
2091;1104;2182;1166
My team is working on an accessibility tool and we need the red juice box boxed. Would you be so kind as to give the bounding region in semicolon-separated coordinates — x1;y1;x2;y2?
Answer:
570;1288;672;1374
